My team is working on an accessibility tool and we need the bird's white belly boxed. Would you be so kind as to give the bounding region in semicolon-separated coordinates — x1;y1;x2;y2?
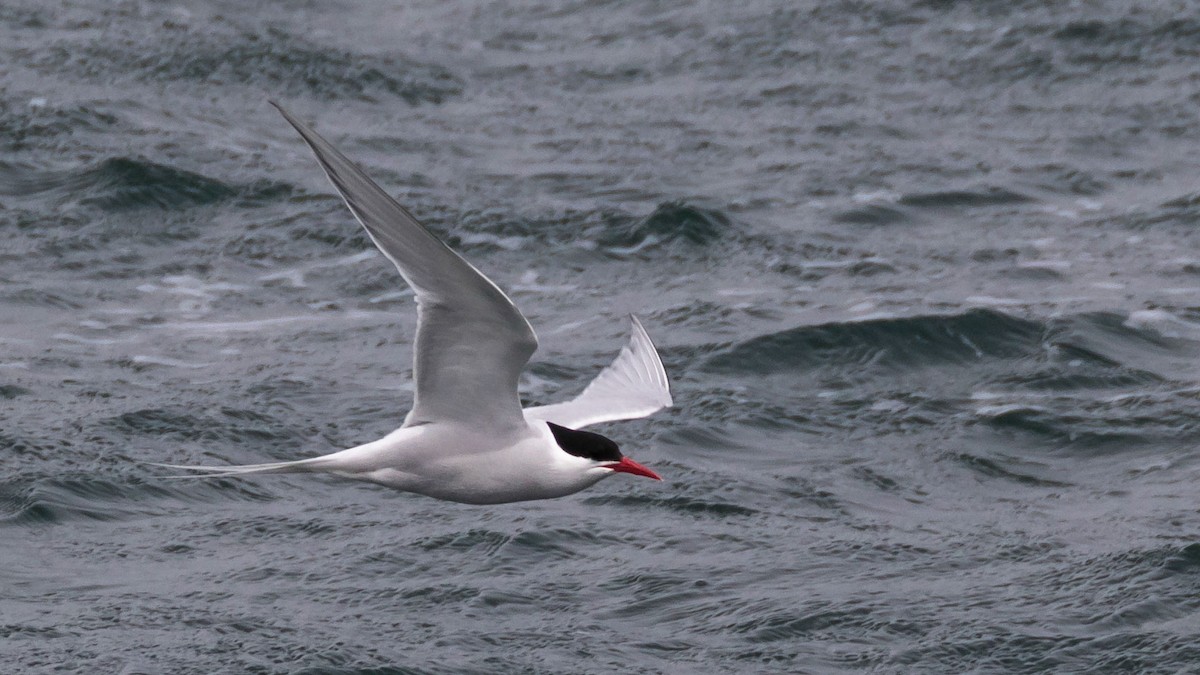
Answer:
342;423;604;505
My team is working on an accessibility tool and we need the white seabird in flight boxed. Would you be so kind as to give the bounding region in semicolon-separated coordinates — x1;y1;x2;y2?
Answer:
155;102;672;505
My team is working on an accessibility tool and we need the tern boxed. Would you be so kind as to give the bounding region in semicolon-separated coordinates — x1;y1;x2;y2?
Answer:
154;102;672;504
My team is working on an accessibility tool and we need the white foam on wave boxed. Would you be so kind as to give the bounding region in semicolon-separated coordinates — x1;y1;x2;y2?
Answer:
716;288;764;297
1099;385;1200;404
972;403;1051;417
455;232;528;251
970;390;1057;404
797;258;889;271
258;250;378;289
52;332;130;346
543;318;589;336
160;275;247;296
1017;259;1072;273
157;315;320;333
131;355;212;369
965;295;1024;307
259;268;307;288
1124;309;1200;340
137;274;250;316
368;289;415;304
156;309;388;334
511;270;577;294
851;189;900;204
869;399;905;412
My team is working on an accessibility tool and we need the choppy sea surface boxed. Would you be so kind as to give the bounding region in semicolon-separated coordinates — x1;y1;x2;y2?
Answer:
8;1;1200;672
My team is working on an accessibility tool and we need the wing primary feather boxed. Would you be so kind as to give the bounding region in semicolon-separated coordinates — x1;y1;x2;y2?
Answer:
524;315;672;429
271;101;537;431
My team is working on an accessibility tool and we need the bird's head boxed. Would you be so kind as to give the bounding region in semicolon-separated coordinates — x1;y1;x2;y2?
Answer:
546;422;661;481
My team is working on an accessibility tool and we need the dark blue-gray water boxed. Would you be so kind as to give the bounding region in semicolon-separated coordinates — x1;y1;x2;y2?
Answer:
6;1;1200;672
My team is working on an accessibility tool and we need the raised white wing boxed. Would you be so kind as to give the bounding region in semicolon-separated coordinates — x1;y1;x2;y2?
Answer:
273;102;537;432
525;315;671;429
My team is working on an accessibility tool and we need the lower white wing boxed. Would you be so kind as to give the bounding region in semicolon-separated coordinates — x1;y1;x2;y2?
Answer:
525;315;672;429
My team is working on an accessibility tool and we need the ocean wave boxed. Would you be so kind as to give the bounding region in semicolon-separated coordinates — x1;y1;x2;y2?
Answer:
833;203;909;226
101;406;306;449
22;26;461;104
694;308;1200;448
972;390;1200;452
704;309;1044;375
1012;163;1108;196
0;384;30;399
0;288;85;309
703;308;1200;386
1050;17;1200;70
887;544;1200;671
0;469;290;527
950;451;1072;488
0;100;117;152
0;474;180;526
444;200;735;257
834;186;1035;225
0;157;287;211
595;201;731;251
582;494;760;517
898;187;1034;209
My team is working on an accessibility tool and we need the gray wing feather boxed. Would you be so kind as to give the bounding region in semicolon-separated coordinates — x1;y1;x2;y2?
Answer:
525;315;671;429
273;102;537;430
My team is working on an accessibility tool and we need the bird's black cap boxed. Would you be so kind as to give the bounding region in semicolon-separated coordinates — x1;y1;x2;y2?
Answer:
546;422;622;462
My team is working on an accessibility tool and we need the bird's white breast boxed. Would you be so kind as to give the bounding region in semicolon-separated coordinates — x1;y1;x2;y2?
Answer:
339;420;607;504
